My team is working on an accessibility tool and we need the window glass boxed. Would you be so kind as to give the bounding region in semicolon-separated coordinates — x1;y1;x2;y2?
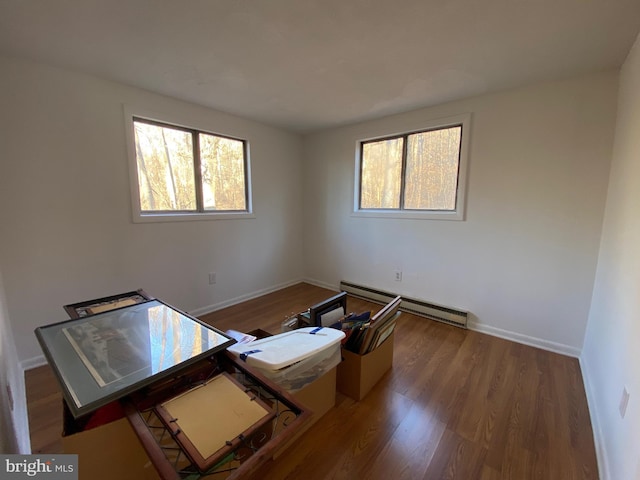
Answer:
134;122;196;212
199;133;246;211
360;137;403;209
404;126;461;211
131;117;250;219
356;116;468;220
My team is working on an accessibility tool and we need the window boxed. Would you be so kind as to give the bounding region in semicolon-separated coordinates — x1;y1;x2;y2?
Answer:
355;114;470;220
126;112;252;222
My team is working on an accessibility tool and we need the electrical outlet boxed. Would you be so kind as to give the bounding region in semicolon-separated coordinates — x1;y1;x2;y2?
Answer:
394;270;402;282
619;386;630;419
208;272;217;285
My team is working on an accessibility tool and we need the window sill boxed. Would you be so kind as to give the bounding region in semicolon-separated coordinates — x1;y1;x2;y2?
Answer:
351;209;464;221
132;211;256;224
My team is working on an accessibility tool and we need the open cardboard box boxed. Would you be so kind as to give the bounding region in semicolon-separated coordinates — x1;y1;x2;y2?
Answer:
62;417;160;480
293;366;337;422
246;328;338;458
272;366;337;459
337;331;394;401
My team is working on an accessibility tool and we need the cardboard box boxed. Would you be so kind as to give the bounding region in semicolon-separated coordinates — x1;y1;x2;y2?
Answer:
237;328;339;458
62;417;160;480
272;366;337;458
246;328;272;339
337;332;394;401
293;366;336;421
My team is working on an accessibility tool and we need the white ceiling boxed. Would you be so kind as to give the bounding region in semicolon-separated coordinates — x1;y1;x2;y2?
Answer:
1;0;639;132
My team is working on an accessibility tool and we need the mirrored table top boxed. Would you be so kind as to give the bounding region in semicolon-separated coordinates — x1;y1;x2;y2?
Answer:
36;299;235;417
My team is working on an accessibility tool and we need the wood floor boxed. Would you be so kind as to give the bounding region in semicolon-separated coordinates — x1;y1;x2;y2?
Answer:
26;282;598;479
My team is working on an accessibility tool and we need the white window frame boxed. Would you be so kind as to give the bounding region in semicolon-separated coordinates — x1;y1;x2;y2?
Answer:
124;105;254;223
353;113;471;221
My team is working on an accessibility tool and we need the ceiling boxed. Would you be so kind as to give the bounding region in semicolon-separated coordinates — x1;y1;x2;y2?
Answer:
1;0;639;133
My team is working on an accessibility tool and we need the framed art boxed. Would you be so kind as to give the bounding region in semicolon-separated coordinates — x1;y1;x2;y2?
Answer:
36;298;235;417
63;289;153;319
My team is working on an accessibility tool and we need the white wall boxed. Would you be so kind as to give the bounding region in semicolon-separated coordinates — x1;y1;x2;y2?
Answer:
0;55;305;364
0;270;29;453
302;71;618;355
0;52;625;458
581;34;640;480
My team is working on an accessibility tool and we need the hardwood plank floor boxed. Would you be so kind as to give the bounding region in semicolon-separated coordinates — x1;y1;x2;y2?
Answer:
25;360;63;454
26;282;598;479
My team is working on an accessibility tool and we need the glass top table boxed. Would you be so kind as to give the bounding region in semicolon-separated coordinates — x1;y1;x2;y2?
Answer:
36;299;235;417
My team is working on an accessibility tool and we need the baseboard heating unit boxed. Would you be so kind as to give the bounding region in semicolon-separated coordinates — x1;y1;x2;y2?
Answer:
339;280;468;329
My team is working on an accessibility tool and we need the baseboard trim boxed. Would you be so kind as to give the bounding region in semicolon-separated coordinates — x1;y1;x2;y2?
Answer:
189;278;305;317
302;278;581;358
579;354;610;480
300;277;339;292
20;355;47;372
22;282;580;366
23;281;307;370
466;320;581;358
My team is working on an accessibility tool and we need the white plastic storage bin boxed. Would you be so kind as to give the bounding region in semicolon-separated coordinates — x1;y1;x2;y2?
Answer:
227;327;345;393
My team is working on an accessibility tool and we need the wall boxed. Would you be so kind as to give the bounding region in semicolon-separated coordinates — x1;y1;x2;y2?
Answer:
0;270;29;453
581;34;640;480
302;71;617;355
0;55;305;364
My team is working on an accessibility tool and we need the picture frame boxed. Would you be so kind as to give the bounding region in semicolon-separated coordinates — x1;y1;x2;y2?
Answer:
63;289;153;319
36;298;235;417
153;372;276;473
